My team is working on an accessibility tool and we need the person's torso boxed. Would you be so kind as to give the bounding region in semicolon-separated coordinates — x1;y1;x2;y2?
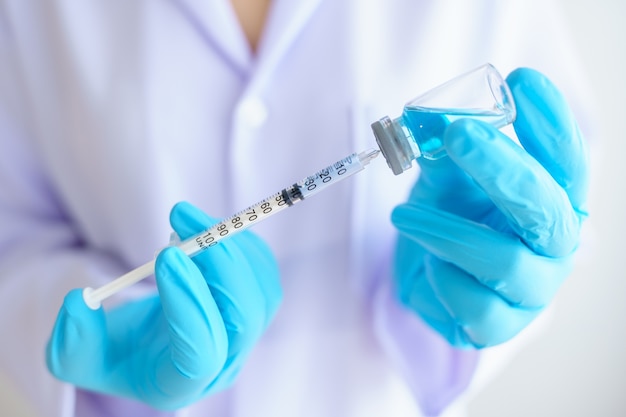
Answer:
8;1;516;416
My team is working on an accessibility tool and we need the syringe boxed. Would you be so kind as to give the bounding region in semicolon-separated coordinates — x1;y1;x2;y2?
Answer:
83;148;380;309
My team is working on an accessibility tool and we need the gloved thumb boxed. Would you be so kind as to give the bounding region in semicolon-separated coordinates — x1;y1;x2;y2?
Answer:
46;289;108;387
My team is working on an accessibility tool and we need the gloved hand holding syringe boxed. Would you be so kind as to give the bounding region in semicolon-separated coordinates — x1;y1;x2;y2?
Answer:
82;148;380;309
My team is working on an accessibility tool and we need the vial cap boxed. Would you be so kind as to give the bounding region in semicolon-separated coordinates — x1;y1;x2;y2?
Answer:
371;117;409;175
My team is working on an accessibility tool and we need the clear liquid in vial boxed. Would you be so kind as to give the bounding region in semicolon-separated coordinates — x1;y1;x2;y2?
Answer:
401;106;513;160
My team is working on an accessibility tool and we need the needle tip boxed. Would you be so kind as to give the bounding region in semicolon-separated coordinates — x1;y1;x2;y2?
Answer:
358;148;381;165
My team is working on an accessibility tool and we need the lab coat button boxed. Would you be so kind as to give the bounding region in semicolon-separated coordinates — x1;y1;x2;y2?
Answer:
238;97;269;128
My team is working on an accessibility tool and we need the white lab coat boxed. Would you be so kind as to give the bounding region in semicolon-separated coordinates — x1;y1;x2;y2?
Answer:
0;1;592;416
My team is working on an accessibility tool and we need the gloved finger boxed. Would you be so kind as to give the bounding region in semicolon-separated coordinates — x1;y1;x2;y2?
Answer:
168;202;280;363
46;289;109;390
153;247;229;399
507;68;590;213
394;237;474;347
392;202;571;308
407;113;494;223
422;256;541;348
192;242;270;355
410;146;490;219
169;201;281;323
443;118;580;257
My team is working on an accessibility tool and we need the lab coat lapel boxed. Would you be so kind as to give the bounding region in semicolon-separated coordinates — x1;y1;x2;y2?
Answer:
250;0;323;89
170;0;324;82
170;0;252;73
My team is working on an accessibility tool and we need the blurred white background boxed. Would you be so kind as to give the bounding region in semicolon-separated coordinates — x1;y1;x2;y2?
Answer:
1;2;624;417
469;1;626;416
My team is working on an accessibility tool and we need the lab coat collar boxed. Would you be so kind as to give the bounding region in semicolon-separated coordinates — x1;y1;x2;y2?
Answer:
170;0;252;74
256;0;323;68
170;0;323;82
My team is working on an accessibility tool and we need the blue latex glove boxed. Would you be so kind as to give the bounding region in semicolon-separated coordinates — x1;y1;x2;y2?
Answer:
391;68;589;348
46;201;282;410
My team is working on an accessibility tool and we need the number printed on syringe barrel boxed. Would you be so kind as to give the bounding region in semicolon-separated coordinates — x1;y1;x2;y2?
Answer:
177;151;377;258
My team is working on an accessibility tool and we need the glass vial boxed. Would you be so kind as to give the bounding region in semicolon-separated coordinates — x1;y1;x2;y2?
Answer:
371;63;516;175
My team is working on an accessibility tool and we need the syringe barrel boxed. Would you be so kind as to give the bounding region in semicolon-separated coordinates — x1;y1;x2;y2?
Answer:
176;151;377;260
83;149;379;309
